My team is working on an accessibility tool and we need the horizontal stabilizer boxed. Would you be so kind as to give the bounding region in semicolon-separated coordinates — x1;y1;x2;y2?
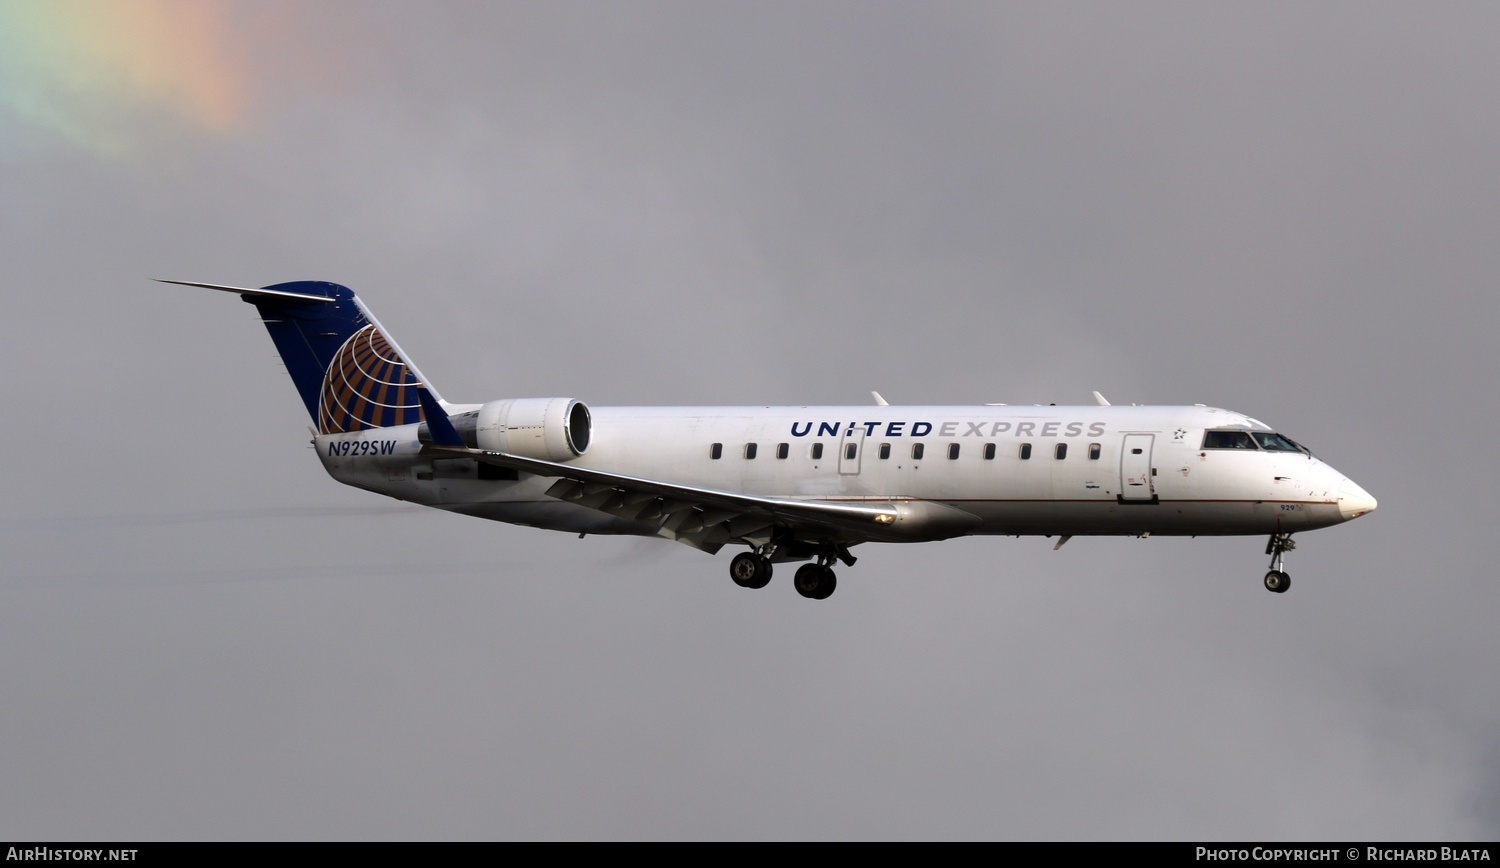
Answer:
157;279;334;304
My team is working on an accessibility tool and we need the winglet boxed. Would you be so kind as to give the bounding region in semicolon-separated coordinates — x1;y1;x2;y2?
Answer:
416;386;464;447
871;391;889;406
1092;391;1111;406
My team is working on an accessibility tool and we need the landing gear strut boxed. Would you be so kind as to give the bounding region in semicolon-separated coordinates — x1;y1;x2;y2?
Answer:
1263;533;1295;594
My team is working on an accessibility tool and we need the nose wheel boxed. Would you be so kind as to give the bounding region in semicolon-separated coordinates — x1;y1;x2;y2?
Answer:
1264;533;1295;594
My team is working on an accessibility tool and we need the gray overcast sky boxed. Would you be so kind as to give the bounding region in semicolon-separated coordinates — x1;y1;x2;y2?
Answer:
1;1;1496;840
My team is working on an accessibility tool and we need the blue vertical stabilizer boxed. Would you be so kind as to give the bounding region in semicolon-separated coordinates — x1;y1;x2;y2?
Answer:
161;279;432;434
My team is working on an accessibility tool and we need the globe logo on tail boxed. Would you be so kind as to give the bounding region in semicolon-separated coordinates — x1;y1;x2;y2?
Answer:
317;325;423;434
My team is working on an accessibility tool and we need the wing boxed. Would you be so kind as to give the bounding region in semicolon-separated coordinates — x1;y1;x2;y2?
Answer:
425;445;980;554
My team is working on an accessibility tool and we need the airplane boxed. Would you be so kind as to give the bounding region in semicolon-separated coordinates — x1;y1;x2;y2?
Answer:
162;279;1377;600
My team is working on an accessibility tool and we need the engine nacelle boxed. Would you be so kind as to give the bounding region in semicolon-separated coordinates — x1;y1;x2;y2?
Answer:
468;397;591;461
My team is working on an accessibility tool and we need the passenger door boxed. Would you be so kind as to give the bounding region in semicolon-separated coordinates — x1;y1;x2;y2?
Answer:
1119;434;1155;501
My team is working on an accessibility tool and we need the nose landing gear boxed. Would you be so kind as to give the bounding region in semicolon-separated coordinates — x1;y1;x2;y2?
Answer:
1264;533;1295;594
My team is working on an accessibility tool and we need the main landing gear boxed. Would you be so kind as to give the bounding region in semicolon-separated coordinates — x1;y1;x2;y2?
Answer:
727;543;853;600
1264;533;1295;594
729;551;772;589
793;563;836;600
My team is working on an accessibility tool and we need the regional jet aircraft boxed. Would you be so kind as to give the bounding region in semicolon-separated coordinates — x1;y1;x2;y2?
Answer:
164;280;1376;599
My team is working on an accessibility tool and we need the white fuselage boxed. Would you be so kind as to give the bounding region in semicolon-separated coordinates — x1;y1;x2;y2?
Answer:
171;277;1376;595
314;403;1371;541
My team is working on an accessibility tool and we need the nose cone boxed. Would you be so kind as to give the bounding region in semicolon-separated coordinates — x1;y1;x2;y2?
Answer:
1338;478;1378;520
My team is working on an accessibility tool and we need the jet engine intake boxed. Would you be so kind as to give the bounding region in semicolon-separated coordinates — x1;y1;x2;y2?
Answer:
441;398;591;461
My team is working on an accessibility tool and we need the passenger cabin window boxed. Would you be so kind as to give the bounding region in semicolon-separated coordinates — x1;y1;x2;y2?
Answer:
1088;443;1101;460
811;443;824;460
1202;430;1258;450
744;443;757;459
879;443;891;460
776;443;789;460
1019;443;1032;460
984;443;996;460
1055;443;1067;460
912;443;925;460
948;443;960;460
845;443;857;460
710;443;723;459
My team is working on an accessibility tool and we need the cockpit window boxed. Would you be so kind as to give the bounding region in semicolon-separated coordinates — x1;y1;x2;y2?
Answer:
1251;432;1304;453
1202;430;1258;450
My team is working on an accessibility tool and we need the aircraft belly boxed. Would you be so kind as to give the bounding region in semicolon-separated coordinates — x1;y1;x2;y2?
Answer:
963;498;1345;536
